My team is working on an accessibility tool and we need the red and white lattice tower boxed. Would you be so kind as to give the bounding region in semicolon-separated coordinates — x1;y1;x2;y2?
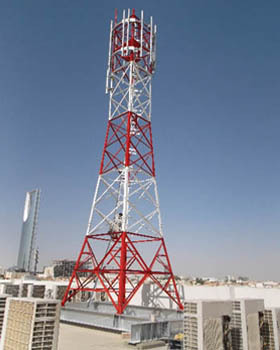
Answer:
62;9;183;314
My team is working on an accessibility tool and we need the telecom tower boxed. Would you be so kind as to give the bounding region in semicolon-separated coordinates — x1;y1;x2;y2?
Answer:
62;9;183;314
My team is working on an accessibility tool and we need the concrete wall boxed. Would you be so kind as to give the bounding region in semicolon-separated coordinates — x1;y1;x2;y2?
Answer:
132;284;280;309
181;286;280;308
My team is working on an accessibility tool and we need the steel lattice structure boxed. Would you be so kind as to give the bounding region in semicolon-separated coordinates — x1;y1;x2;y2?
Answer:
62;9;183;314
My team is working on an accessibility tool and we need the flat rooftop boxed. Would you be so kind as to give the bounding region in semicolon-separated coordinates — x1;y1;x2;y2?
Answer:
58;323;166;349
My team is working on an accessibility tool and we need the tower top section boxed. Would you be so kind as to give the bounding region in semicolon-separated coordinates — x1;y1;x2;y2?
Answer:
107;9;156;80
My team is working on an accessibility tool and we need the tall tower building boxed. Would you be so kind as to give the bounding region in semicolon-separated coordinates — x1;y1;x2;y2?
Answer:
17;189;41;272
62;9;183;314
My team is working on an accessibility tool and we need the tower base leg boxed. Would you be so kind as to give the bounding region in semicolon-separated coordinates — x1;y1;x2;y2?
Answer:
61;232;183;313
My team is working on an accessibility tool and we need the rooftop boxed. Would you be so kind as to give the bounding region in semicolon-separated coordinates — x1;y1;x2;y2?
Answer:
58;323;166;350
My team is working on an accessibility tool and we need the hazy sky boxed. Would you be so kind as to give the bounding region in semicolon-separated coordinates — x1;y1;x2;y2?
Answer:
1;0;280;280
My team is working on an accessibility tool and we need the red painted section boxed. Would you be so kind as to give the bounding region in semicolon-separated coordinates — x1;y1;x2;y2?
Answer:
118;232;127;314
149;123;156;177
114;8;117;25
99;121;110;174
100;112;155;176
62;232;184;312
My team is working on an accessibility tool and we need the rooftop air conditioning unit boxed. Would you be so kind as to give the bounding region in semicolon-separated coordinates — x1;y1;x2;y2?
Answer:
231;298;264;350
183;299;233;350
0;297;61;350
0;295;9;339
259;308;280;350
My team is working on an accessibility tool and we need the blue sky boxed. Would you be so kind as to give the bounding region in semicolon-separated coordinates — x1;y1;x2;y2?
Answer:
1;0;280;280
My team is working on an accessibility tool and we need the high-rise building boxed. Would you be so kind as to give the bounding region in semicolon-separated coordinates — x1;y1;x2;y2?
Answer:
17;189;40;272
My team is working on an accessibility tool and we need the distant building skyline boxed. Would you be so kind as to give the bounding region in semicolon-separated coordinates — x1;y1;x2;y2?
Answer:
17;189;40;272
